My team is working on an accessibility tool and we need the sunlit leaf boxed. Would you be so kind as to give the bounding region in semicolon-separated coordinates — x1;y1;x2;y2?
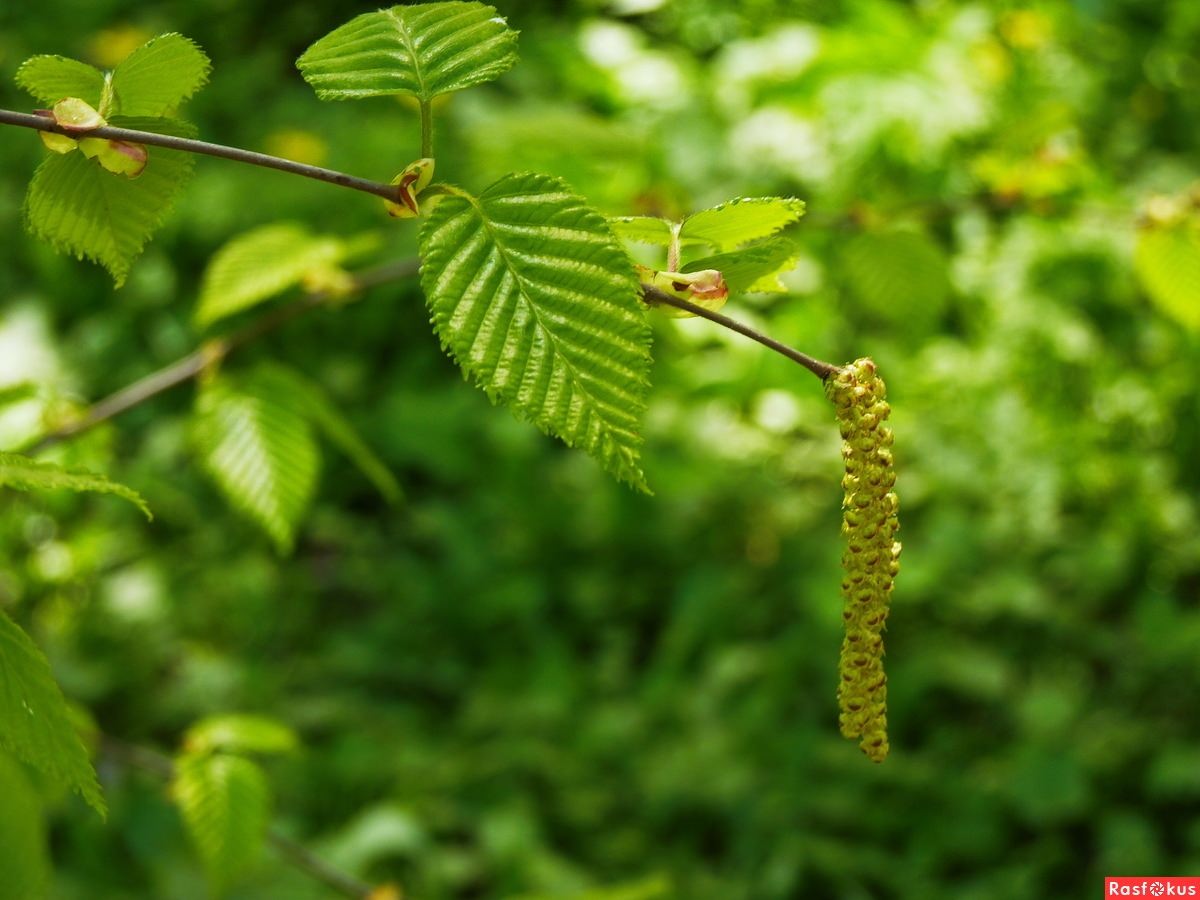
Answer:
419;172;653;491
1135;221;1200;330
682;236;799;293
109;33;211;117
0;612;105;817
0;452;151;519
297;2;519;102
173;752;269;895
679;197;806;249
15;55;105;108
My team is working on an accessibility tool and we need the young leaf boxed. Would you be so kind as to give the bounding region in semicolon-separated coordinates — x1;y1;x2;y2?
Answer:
173;752;269;895
0;751;51;900
1135;221;1200;330
195;376;320;553
0;612;105;817
23;117;196;286
679;197;806;249
195;224;349;329
0;452;151;519
419;173;653;491
682;236;799;293
609;216;674;246
297;2;519;102
109;33;211;117
251;364;401;503
183;714;297;757
15;55;105;108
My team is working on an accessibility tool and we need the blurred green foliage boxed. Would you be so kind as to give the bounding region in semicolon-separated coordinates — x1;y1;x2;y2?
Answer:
1;0;1199;897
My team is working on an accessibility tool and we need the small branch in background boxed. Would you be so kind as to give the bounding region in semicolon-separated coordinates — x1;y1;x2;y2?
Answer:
18;258;421;456
641;284;840;380
100;734;374;899
0;109;402;204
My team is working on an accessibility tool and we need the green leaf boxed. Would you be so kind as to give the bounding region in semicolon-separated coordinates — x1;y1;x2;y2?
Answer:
0;382;38;410
0;452;151;519
252;364;401;503
841;229;952;327
679;197;806;249
15;55;105;108
195;224;349;329
109;33;211;117
0;752;51;900
184;715;298;757
609;216;674;246
23;116;196;286
1135;221;1200;330
682;236;799;293
173;752;269;895
0;612;105;816
419;173;653;491
195;374;320;553
297;2;519;102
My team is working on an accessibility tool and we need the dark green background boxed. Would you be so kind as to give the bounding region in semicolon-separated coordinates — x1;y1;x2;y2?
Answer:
1;0;1199;897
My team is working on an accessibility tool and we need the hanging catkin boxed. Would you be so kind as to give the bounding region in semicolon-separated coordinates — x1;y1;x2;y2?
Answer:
824;358;900;763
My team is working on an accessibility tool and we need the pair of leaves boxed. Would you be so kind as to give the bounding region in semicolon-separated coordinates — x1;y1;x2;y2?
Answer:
299;6;660;486
17;34;210;285
297;1;518;103
196;363;400;552
612;197;806;295
172;714;295;895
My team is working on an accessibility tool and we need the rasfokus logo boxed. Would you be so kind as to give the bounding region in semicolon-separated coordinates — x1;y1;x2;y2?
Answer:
1106;878;1200;896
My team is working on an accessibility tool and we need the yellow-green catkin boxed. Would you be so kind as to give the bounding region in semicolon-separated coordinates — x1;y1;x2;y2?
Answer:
824;358;900;763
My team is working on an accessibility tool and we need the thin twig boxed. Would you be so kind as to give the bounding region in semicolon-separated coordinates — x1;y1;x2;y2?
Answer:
0;109;402;203
100;734;374;899
18;258;420;456
641;285;840;380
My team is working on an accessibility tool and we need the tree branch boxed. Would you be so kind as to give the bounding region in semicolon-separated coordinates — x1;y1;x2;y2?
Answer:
0;109;403;204
641;284;840;380
18;258;420;456
99;734;375;899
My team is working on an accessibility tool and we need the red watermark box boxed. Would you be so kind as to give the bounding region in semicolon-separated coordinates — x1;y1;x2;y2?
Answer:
1106;878;1200;897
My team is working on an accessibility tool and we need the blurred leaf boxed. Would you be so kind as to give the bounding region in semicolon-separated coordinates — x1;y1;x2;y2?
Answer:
184;714;298;756
0;451;151;519
23;117;195;286
173;751;269;895
15;55;105;108
297;2;519;103
0;751;50;900
510;875;672;900
109;33;210;117
679;197;805;249
195;224;348;329
682;236;799;293
195;373;320;553
253;364;401;503
0;383;38;410
419;172;653;491
0;612;105;817
1134;221;1200;330
841;228;952;325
